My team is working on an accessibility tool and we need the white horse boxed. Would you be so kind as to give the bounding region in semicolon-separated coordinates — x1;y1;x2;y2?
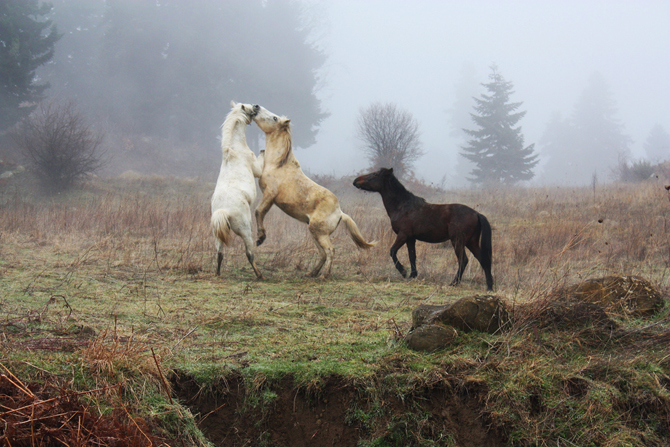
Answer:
211;101;264;279
253;105;376;278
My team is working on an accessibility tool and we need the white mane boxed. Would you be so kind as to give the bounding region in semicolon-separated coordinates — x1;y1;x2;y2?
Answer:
220;106;251;157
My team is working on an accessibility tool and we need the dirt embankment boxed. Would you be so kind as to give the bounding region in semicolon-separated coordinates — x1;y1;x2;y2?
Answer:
172;373;506;447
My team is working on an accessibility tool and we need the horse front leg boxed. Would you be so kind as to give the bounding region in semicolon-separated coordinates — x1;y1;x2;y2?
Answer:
252;150;265;178
451;241;468;286
390;234;408;278
406;238;418;278
254;190;275;246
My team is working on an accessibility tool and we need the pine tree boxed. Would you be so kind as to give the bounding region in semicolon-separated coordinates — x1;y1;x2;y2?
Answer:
43;0;327;150
540;72;631;185
0;0;60;131
644;124;670;163
460;65;538;185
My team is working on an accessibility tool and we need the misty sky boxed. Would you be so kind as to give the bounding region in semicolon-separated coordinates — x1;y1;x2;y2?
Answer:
294;0;670;186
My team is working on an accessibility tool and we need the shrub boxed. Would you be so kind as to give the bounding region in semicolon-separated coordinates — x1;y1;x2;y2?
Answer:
11;101;105;192
616;158;655;183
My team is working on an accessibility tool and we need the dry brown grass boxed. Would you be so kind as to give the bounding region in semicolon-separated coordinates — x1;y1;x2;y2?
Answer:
1;176;669;296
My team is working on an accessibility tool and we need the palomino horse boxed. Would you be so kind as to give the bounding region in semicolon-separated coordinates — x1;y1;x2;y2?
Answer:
211;101;265;279
353;168;493;290
252;105;376;277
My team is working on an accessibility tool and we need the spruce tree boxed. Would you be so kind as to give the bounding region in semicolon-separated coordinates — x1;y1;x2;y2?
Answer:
461;65;538;185
0;0;60;131
539;72;631;185
643;123;670;163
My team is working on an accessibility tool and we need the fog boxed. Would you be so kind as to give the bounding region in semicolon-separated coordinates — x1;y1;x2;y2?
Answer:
300;0;670;186
37;0;670;187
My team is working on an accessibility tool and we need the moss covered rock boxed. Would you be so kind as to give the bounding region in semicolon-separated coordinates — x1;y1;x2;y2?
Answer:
557;275;665;317
412;295;510;334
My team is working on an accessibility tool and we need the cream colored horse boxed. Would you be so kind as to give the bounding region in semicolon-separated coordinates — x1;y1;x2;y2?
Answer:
253;105;376;277
211;101;264;279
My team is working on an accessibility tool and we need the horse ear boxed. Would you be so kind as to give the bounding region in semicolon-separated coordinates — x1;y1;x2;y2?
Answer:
284;118;291;125
230;100;237;108
389;168;394;174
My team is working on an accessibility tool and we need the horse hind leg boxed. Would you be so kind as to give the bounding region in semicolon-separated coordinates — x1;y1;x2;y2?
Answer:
216;241;224;276
466;240;493;291
232;214;264;279
451;241;468;286
308;225;334;278
241;231;264;279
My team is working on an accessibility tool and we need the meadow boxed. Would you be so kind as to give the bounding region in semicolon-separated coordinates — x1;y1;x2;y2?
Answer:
1;174;669;446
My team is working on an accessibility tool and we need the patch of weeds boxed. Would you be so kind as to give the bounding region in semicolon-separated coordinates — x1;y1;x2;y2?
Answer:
345;402;384;431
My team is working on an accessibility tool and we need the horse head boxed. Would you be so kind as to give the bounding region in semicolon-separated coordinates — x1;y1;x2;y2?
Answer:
253;105;292;167
253;105;291;134
230;101;260;124
353;168;394;192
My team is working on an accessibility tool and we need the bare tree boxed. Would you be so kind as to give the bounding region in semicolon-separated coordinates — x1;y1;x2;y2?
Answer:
12;101;105;192
356;102;423;178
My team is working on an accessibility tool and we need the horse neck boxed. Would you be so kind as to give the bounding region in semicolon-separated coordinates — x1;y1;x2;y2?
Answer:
380;176;416;213
265;128;295;166
221;114;248;150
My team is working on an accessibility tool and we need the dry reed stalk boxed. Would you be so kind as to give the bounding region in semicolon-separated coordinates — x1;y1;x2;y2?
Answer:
0;368;170;446
80;328;151;377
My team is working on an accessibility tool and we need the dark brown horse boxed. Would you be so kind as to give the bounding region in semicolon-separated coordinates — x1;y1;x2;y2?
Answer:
353;168;493;290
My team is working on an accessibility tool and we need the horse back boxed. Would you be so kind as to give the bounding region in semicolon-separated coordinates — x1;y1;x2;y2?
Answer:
391;202;480;243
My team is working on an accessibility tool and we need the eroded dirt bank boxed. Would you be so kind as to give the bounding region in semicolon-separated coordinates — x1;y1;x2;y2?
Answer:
172;373;506;447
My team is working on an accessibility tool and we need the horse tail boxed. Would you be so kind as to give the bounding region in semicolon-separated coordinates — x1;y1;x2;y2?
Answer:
211;209;233;246
341;213;377;249
478;213;493;271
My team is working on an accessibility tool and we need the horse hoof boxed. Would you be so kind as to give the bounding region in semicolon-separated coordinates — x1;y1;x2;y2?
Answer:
409;272;418;279
256;236;266;246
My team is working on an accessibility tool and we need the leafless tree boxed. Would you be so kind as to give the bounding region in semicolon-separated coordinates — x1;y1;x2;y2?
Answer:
12;101;105;192
356;102;423;178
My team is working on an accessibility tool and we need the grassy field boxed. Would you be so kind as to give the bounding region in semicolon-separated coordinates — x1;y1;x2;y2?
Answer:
1;175;669;446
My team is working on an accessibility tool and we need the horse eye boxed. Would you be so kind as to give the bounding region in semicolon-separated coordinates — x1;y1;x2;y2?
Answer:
273;116;277;122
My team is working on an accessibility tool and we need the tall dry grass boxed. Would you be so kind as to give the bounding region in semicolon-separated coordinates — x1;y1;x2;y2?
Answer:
1;176;669;298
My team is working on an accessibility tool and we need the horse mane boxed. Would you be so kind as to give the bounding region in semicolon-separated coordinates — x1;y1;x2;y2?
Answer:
220;107;250;161
275;120;293;168
386;170;425;204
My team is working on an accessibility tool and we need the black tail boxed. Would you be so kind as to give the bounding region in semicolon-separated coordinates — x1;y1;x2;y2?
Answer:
478;213;494;290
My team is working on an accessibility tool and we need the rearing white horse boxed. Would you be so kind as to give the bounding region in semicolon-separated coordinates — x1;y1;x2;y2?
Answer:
211;101;264;279
253;105;376;278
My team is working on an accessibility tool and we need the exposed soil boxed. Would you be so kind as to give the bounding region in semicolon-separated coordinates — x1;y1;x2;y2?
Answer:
172;372;507;447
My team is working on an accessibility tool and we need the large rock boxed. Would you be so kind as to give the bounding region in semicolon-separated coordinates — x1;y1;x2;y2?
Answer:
412;295;510;334
555;275;665;317
404;324;458;352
